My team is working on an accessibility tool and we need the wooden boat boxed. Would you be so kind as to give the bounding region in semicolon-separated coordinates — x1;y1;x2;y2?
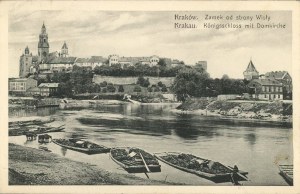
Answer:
154;152;248;183
110;147;161;173
52;138;110;155
278;164;293;186
33;125;65;134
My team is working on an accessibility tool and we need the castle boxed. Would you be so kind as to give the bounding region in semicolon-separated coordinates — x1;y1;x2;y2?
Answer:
19;23;205;78
19;22;70;78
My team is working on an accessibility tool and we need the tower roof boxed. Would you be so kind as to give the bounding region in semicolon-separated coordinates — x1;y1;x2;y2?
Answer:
25;46;29;54
62;42;68;49
245;60;258;73
41;22;47;34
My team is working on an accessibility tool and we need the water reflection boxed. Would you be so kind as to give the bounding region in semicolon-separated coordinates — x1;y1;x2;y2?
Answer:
9;107;58;118
9;103;293;185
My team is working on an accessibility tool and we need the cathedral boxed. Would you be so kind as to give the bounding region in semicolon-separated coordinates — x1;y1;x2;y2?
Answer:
19;23;70;78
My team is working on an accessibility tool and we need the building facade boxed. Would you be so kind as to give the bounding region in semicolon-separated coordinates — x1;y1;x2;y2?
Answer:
248;79;283;100
9;78;38;95
265;71;292;99
38;83;59;96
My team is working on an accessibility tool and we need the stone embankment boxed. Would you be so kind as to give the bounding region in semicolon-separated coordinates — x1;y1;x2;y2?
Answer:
176;98;292;122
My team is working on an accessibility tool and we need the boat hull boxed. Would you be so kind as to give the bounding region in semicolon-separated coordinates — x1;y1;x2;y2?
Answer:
155;152;248;183
110;147;161;173
279;165;293;186
52;139;110;155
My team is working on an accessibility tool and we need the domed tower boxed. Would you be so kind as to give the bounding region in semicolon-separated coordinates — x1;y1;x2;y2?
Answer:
19;46;33;77
38;22;49;63
61;41;68;57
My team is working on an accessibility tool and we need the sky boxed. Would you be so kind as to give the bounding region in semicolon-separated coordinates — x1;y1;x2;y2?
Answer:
8;10;292;78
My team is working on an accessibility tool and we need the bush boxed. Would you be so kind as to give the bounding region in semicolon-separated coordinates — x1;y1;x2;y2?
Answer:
100;81;107;87
133;85;142;92
157;81;163;87
161;85;168;92
147;87;153;92
118;85;124;93
153;86;160;92
102;88;107;93
107;85;116;93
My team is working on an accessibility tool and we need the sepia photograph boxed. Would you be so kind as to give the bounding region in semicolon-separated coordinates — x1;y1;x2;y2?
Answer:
1;1;300;194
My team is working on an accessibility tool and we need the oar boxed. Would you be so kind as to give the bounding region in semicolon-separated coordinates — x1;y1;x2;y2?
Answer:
140;153;150;179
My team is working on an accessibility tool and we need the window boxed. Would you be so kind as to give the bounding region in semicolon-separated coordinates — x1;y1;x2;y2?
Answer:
274;94;276;98
262;86;265;92
264;94;267;98
278;94;280;98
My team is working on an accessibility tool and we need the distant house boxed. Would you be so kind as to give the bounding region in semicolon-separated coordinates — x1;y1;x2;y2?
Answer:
243;60;259;81
9;78;38;95
247;79;283;100
195;61;207;71
47;57;77;73
108;55;160;67
38;83;59;96
265;71;292;99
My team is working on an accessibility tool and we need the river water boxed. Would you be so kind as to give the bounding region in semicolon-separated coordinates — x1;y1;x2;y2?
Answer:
9;103;293;185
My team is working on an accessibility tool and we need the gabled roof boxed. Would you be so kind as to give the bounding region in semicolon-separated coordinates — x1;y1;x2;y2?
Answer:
249;79;282;86
62;42;68;49
244;60;258;73
88;56;106;63
265;71;291;80
75;58;90;63
38;83;59;88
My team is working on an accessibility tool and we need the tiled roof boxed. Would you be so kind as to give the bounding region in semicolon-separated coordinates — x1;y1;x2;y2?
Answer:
38;83;59;88
9;78;36;82
244;60;258;73
47;57;77;64
27;87;40;92
88;56;107;63
265;71;289;79
75;58;90;63
250;79;282;86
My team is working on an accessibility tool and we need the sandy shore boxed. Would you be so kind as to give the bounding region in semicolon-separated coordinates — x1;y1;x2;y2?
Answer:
9;143;174;185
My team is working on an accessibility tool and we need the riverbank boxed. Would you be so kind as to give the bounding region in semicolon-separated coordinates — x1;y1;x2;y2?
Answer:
175;98;292;123
9;143;174;185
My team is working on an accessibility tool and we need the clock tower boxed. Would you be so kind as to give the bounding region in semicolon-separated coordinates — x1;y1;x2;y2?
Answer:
38;22;49;63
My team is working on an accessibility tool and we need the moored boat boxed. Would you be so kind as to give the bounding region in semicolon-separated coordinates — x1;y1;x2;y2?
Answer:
278;164;293;186
110;147;161;173
154;152;248;184
52;138;110;155
33;125;65;134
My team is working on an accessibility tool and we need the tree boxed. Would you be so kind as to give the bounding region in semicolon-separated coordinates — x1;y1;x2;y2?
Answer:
171;67;210;101
133;85;142;92
158;58;167;67
147;87;153;92
157;81;163;87
221;74;230;79
118;85;124;93
107;84;116;93
137;76;150;87
161;84;168;92
100;81;107;87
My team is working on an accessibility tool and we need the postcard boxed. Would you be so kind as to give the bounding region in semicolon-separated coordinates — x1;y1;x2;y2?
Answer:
0;1;299;193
